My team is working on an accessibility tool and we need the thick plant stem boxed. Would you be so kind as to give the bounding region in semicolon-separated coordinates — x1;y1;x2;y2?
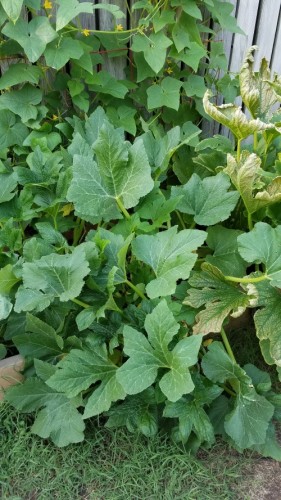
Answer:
125;279;146;300
116;198;131;219
247;212;253;231
71;298;90;309
221;327;236;363
236;139;241;162
176;210;186;229
224;274;267;284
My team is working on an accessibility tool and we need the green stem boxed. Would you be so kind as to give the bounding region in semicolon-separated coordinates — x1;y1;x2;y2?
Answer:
71;298;90;309
221;383;236;397
247;211;253;231
176;210;186;229
224;274;268;284
125;279;146;300
116;198;131;219
221;327;236;363
236;139;241;162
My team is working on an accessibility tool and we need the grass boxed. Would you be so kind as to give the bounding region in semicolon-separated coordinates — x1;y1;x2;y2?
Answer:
0;402;257;500
1;324;279;500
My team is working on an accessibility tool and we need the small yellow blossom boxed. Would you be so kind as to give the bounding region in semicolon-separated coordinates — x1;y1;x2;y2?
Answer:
61;203;74;217
115;24;124;31
52;114;58;121
43;0;52;9
166;67;173;74
203;339;213;347
82;28;90;37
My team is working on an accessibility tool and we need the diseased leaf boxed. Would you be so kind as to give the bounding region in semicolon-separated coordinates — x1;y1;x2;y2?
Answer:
203;90;274;140
240;46;280;119
171;173;239;226
132;226;206;299
185;263;254;334
117;300;202;402
224;153;281;215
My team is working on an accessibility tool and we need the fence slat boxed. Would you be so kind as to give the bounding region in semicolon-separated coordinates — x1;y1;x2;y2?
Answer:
229;0;260;73
254;0;281;69
98;0;127;79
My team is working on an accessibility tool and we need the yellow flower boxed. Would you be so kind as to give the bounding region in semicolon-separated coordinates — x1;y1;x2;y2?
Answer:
166;67;173;74
43;0;52;9
82;28;90;37
61;203;74;217
203;339;213;347
52;114;58;121
115;24;124;31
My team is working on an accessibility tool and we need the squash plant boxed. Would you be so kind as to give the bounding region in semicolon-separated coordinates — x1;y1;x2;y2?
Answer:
0;46;280;459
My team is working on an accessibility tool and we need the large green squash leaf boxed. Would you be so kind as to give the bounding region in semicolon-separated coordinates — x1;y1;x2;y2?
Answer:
132;226;206;299
5;379;85;447
67;122;154;223
171;172;239;225
20;246;90;302
47;341;126;419
237;222;281;287
117;300;202;402
202;342;274;449
254;281;281;367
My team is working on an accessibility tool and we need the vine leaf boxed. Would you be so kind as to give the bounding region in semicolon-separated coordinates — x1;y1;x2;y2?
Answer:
224;152;281;215
5;379;85;447
171;172;239;226
116;300;202;402
132;32;172;74
184;263;254;334
0;0;23;23
67;122;154;223
46;341;126;419
2;17;57;62
56;0;93;31
237;222;281;287
132;226;206;299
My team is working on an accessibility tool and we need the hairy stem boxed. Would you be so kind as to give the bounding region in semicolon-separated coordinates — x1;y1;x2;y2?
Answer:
71;298;90;309
224;274;267;284
176;210;186;229
236;139;241;162
125;279;146;300
247;211;253;231
221;327;236;363
116;198;131;219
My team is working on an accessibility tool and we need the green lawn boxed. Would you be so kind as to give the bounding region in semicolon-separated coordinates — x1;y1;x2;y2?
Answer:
1;401;258;500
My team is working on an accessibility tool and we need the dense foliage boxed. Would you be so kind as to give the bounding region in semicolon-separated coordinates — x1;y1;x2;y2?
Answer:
0;1;280;459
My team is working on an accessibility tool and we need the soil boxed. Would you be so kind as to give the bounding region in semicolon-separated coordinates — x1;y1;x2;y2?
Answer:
238;460;281;500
